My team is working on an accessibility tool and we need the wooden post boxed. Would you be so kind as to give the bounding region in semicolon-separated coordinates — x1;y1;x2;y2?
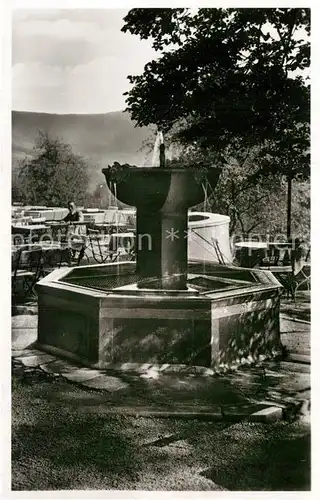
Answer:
287;176;292;240
159;144;165;168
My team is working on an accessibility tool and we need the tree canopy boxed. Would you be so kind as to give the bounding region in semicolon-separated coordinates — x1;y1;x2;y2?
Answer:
165;145;309;238
122;8;310;180
17;131;90;207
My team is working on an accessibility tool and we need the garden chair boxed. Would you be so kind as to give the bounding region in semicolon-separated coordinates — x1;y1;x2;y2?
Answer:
12;246;43;300
211;237;229;265
259;243;280;268
87;228;120;263
280;241;310;303
60;222;89;266
12;246;24;299
67;235;89;265
40;245;71;274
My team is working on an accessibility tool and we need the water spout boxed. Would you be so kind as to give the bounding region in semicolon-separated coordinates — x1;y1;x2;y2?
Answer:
151;131;165;167
202;181;209;212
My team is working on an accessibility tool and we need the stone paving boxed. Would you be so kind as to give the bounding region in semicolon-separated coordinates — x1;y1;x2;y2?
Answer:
11;298;310;422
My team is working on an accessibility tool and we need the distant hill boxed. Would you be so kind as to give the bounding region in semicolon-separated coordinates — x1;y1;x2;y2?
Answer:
12;110;155;189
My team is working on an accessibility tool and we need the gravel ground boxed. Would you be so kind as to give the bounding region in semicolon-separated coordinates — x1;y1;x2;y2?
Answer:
11;289;311;491
12;365;310;491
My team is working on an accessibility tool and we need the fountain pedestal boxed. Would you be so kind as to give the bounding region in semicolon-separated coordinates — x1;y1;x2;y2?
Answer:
136;208;188;289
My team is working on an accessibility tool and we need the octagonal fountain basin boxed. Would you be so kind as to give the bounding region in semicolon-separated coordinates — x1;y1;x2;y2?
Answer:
36;260;282;370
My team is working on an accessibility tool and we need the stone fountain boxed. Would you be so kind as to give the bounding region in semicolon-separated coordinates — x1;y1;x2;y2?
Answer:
36;141;282;370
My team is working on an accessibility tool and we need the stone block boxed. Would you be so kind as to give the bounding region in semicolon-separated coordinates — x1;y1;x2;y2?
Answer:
279;361;310;373
12;304;38;316
40;359;79;374
222;403;267;420
12;348;41;358
80;374;129;391
249;406;283;422
62;369;103;383
286;353;310;365
12;328;37;350
269;373;310;394
15;353;56;367
12;315;38;329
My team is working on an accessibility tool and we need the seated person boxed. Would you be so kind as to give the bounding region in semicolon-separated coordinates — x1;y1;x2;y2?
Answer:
64;202;84;224
63;201;85;235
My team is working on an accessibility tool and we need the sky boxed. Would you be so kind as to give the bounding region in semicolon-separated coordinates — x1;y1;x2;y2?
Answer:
12;9;158;114
11;7;310;115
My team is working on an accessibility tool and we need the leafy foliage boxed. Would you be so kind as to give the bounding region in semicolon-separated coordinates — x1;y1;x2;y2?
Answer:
211;158;310;237
17;131;90;207
168;145;309;237
85;182;127;209
122;8;310;180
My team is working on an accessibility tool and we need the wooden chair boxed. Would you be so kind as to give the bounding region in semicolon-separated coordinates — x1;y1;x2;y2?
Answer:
87;228;119;264
211;238;227;265
12;246;43;300
278;243;310;302
68;235;89;265
259;243;280;268
290;244;310;302
12;246;24;298
48;224;88;267
40;245;70;274
109;232;136;261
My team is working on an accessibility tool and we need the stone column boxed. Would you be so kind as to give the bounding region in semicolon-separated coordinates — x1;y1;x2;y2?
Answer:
136;208;188;290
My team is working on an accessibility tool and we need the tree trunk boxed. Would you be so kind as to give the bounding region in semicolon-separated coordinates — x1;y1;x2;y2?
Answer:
287;176;292;240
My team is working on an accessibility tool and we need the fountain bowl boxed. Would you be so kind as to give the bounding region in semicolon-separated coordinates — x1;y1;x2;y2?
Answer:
102;165;222;291
102;165;221;211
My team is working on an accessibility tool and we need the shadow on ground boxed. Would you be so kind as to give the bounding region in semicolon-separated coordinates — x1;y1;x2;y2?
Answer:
200;423;310;491
12;367;310;491
11;289;311;491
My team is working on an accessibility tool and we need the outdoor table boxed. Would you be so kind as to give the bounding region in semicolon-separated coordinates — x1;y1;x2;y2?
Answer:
28;217;46;224
12;243;41;249
11;245;44;299
12;224;48;245
39;243;73;271
46;221;89;228
235;241;268;268
264;241;292;266
93;222;127;234
47;221;91;241
12;243;62;264
47;221;88;239
12;243;42;256
46;221;67;237
110;231;135;240
12;224;47;233
13;242;61;250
